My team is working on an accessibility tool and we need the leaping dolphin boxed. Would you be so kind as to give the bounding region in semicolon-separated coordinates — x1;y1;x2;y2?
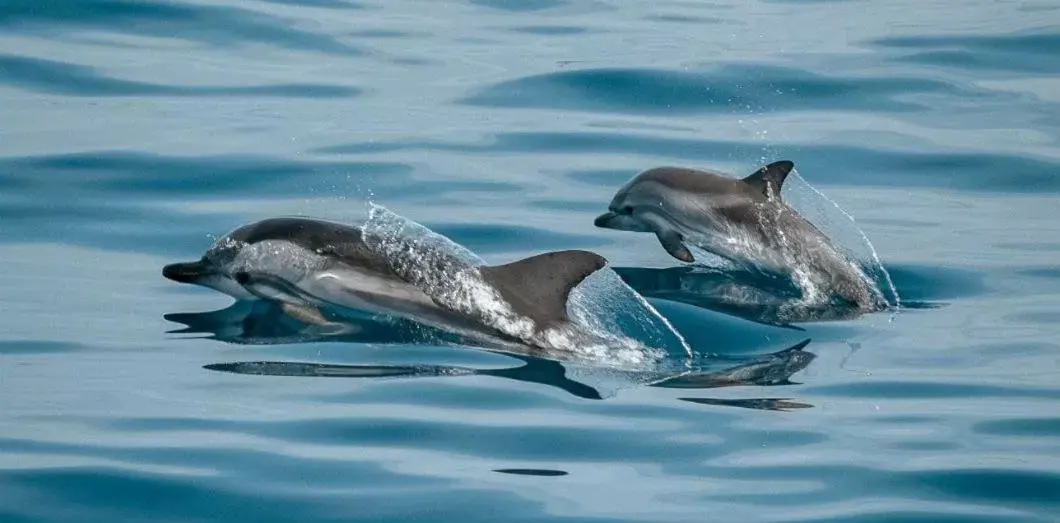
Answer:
163;217;612;358
593;161;886;310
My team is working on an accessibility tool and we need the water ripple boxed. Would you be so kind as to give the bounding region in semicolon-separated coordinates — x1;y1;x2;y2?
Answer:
315;131;1060;193
0;0;363;55
460;65;971;115
0;55;360;98
470;0;568;12
873;31;1060;74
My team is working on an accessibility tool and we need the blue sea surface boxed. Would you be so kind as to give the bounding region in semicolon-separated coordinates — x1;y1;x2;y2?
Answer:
2;0;1059;521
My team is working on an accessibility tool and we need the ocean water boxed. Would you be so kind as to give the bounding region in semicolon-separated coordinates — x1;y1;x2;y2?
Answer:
2;0;1059;521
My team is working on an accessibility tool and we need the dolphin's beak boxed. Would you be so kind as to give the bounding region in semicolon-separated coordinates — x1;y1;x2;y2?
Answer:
593;211;619;228
163;260;209;284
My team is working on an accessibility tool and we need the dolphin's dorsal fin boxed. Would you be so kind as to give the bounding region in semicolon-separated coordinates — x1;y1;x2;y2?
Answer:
479;250;607;328
742;160;794;199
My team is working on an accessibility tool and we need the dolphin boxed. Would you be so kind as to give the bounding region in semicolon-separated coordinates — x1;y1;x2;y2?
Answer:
593;161;886;310
163;217;609;356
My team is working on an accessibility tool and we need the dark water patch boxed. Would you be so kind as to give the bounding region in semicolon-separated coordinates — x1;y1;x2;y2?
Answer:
78;155;398;195
870;414;940;424
872;31;1060;74
888;440;958;451
108;417;250;433
0;466;584;523
348;29;416;38
0;0;362;55
972;342;1058;359
688;463;1060;518
1020;2;1058;12
156;418;677;461
762;512;1041;523
388;56;438;66
315;140;422;155
0;55;360;98
859;217;940;229
507;25;587;35
0;151;519;201
646;14;725;24
997;242;1060;253
308;379;549;410
886;264;989;301
471;0;566;11
974;418;1060;438
0;340;85;354
426;223;607;254
104;414;826;462
460;65;975;115
1017;267;1060;280
1005;311;1060;324
901;469;1060;511
0;511;34;523
805;381;1060;400
0;437;437;490
0;204;234;256
763;0;862;3
257;0;364;9
494;468;568;476
0;467;336;523
317;131;1060;194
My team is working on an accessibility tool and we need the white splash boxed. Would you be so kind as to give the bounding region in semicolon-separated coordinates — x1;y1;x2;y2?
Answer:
788;169;901;311
360;204;686;370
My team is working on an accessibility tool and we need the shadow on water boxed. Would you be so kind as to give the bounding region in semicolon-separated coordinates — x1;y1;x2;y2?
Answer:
166;301;817;410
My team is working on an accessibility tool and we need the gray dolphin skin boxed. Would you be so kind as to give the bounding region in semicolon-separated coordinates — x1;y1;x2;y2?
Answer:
593;161;885;310
163;217;607;352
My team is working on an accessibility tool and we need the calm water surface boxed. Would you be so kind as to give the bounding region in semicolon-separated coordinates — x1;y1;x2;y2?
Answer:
2;0;1059;521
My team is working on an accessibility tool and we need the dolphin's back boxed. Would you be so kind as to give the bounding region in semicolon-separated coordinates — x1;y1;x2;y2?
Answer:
633;167;760;200
228;217;391;274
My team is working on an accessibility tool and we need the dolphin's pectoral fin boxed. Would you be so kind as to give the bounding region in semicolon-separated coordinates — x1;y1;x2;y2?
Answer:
234;271;350;333
655;229;694;263
281;301;358;335
479;250;607;327
743;160;794;200
280;302;329;326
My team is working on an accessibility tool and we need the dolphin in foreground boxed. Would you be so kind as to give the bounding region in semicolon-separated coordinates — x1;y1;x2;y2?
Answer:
163;217;612;358
593;161;886;310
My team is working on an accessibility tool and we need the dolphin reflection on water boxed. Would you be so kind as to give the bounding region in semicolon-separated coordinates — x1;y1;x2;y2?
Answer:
165;300;816;410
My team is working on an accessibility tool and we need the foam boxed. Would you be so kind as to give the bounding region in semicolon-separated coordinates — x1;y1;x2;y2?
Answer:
360;204;687;369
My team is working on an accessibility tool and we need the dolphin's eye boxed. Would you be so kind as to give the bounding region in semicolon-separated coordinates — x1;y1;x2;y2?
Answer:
622;206;634;215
